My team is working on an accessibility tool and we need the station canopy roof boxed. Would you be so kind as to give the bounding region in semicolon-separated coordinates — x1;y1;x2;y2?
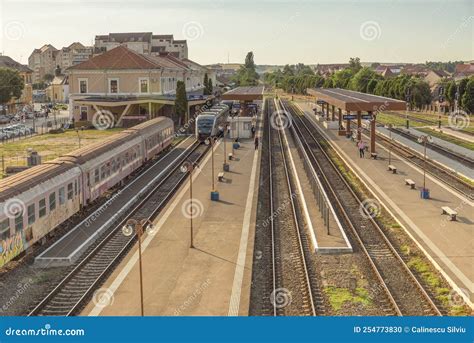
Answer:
221;86;265;101
307;88;406;112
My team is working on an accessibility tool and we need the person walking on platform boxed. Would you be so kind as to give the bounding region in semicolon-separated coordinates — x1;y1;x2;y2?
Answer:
254;136;259;150
358;140;365;158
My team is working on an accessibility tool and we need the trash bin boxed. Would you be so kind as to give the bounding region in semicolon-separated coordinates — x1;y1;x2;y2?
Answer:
420;188;430;199
233;142;240;149
211;191;219;201
223;163;230;172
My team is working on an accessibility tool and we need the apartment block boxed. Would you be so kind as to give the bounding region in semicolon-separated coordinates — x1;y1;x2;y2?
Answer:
94;32;188;59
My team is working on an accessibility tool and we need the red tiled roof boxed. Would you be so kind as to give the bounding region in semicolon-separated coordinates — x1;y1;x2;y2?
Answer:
68;46;160;70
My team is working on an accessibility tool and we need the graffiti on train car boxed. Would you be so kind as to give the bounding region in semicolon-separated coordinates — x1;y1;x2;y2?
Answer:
0;228;31;268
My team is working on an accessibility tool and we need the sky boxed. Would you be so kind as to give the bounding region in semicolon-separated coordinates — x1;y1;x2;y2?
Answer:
0;0;472;66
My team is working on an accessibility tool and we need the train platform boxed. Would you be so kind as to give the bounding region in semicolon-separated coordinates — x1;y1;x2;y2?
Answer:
433;127;474;143
297;101;474;307
35;137;197;267
81;136;260;316
376;127;473;179
283;119;352;253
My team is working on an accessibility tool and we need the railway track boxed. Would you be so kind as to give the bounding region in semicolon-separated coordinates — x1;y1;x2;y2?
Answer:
388;127;474;168
28;141;208;316
284;100;443;316
359;125;473;199
264;98;320;316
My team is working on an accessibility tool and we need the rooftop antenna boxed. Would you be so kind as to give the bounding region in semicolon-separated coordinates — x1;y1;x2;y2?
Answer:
227;52;229;64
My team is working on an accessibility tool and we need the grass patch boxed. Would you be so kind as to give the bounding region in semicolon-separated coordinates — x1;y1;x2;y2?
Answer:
416;127;474;151
377;112;424;128
407;257;441;288
400;244;411;256
1;128;123;178
324;286;371;311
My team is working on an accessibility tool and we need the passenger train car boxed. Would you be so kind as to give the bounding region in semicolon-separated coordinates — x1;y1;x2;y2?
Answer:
0;117;174;268
195;104;229;141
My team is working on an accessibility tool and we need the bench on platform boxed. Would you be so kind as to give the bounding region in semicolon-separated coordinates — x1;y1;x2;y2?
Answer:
388;165;397;174
441;206;457;221
218;172;225;182
370;152;378;159
405;179;416;189
228;153;233;161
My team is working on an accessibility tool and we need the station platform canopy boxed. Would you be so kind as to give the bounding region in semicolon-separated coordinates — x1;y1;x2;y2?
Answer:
307;88;406;112
221;86;265;101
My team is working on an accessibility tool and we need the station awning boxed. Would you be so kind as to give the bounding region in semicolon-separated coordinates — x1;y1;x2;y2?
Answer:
221;86;265;101
307;88;406;112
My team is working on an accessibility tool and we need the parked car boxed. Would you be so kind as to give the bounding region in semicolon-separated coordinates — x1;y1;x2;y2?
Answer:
0;115;10;124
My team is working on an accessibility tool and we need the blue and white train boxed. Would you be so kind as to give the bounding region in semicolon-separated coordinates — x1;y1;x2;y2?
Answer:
195;104;229;141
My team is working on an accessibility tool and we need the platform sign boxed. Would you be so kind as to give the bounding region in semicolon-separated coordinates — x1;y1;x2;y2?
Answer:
342;114;357;120
316;100;326;105
361;114;373;120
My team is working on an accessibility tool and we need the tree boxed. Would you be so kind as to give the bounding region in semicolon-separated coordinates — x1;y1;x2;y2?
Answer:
458;77;469;102
349;67;379;93
461;77;474;113
233;51;259;86
203;73;210;95
0;68;24;114
446;80;457;105
174;80;188;125
207;78;213;95
366;79;378;94
323;78;334;88
43;73;54;83
349;57;362;73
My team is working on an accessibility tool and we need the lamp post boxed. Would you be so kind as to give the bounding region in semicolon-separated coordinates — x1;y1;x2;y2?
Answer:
205;137;219;201
122;218;155;316
220;125;229;171
386;123;393;166
405;88;411;129
180;161;196;248
417;134;433;199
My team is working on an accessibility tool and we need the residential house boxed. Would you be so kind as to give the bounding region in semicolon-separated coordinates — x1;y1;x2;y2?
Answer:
453;62;474;80
0;55;33;112
94;32;188;59
46;75;69;103
67;46;209;127
424;69;450;87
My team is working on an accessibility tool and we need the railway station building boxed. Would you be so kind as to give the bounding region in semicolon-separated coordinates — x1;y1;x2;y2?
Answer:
67;46;211;127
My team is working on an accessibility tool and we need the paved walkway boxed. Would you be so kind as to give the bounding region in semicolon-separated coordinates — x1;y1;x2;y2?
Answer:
297;102;474;307
376;127;474;179
82;136;260;316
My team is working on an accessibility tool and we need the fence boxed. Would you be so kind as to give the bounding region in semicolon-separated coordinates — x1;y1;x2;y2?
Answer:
0;118;70;144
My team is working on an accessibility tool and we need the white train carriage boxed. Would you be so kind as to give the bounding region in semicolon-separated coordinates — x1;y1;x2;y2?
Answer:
59;131;143;204
124;117;174;161
0;161;82;268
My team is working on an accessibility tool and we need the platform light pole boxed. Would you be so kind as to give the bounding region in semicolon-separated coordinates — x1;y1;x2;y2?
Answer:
219;125;229;171
205;137;219;201
122;218;155;316
180;161;196;248
405;88;411;129
386;123;393;166
417;134;433;199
